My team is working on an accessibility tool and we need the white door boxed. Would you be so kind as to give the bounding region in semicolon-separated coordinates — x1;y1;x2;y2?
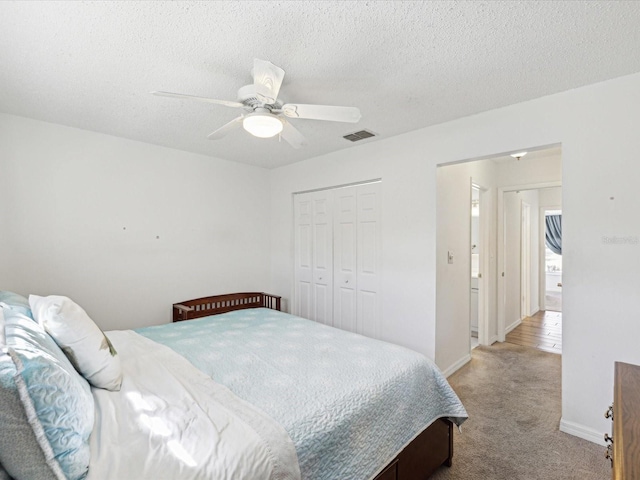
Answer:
356;183;381;338
293;191;333;324
311;192;333;325
294;182;381;338
521;201;531;319
503;192;522;331
294;194;313;319
333;186;358;332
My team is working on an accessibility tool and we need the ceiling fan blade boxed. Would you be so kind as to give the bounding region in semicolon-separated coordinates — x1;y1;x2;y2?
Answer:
151;91;244;108
253;59;285;105
280;120;307;149
281;103;361;123
207;115;244;140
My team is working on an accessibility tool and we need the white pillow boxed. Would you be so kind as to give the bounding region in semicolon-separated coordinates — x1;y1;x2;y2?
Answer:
29;295;122;391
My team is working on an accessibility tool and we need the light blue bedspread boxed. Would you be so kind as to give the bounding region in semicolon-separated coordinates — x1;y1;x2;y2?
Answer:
136;309;467;480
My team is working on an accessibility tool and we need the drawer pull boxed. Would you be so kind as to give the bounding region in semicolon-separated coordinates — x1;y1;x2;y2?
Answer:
604;433;613;444
605;444;613;466
605;404;614;419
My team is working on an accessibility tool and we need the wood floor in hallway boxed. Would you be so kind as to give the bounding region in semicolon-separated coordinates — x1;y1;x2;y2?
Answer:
505;310;562;354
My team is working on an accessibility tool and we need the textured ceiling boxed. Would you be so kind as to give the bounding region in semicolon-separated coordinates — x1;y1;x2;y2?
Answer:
1;1;640;169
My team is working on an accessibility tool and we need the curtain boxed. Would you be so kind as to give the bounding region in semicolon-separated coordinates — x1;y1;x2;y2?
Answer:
545;214;562;255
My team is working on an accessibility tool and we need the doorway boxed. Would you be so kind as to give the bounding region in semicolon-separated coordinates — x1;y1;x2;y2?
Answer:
470;185;480;350
543;209;562;312
521;201;531;320
500;186;563;355
435;145;562;374
469;183;490;350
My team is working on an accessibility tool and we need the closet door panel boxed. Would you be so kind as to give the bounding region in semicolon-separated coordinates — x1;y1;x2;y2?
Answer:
314;284;330;324
334;187;358;332
295;182;381;338
337;287;357;332
357;183;381;338
359;291;378;338
312;193;333;325
294;194;313;319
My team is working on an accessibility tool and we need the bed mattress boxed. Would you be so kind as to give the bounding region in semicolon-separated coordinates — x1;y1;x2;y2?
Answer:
136;308;467;480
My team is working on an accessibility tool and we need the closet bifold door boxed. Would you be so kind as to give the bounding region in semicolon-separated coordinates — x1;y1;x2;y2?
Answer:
293;190;334;325
294;182;381;338
333;186;358;332
356;182;381;339
333;183;381;337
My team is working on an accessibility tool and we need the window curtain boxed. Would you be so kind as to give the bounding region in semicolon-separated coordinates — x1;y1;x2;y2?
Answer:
545;214;562;255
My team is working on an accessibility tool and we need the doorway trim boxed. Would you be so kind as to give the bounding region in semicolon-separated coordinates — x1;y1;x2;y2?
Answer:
520;201;531;319
497;181;562;342
470;182;491;347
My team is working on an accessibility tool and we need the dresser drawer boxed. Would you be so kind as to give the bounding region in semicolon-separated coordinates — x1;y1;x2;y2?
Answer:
611;362;640;480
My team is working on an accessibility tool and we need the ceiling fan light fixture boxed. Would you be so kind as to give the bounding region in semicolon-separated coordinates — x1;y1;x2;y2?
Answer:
243;111;283;138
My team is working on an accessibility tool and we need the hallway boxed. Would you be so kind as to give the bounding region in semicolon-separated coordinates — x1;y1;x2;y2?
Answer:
505;310;562;354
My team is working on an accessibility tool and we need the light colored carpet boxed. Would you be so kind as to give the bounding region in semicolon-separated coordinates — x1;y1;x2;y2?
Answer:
430;342;610;480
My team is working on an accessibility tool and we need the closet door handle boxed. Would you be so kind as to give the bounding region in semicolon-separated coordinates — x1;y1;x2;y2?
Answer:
605;404;613;419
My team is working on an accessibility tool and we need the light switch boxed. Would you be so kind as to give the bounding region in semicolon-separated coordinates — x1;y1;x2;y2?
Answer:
448;251;454;264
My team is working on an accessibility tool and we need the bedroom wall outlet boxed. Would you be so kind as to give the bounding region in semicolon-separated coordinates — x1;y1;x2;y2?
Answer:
448;251;454;264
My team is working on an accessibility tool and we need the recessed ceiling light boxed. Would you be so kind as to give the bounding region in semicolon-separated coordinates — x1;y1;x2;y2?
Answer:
510;151;528;159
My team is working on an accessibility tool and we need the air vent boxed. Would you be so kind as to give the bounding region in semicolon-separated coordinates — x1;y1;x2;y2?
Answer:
343;129;376;142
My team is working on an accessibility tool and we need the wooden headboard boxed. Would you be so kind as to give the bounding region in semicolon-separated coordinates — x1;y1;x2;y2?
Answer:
172;292;282;322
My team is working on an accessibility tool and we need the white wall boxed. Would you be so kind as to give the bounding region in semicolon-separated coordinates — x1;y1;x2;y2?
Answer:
496;154;562;187
435;159;498;372
539;186;562;208
269;71;640;445
0;113;271;330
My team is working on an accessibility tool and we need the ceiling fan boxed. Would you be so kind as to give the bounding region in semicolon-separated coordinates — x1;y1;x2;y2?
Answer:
152;59;362;149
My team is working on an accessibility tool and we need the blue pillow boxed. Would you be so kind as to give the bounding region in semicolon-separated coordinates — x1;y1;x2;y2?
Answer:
0;290;33;319
0;463;13;480
0;307;58;480
5;307;94;480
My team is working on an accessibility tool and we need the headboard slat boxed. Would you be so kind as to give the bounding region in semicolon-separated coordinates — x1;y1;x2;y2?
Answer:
172;292;282;322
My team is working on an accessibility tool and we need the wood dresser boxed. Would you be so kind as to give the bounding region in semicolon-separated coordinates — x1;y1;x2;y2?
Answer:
607;362;640;479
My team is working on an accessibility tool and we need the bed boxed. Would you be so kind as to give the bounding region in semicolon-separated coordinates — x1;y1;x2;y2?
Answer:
0;291;467;480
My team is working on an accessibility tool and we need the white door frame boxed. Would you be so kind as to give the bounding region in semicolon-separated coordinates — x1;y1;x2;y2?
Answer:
470;182;491;347
521;201;531;319
497;181;561;342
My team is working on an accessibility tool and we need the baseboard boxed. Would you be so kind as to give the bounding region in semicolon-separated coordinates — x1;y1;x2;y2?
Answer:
505;318;522;334
489;335;499;345
559;418;606;446
529;306;540;316
443;354;471;378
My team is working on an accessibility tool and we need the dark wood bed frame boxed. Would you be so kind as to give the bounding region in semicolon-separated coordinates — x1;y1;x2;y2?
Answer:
172;292;454;480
